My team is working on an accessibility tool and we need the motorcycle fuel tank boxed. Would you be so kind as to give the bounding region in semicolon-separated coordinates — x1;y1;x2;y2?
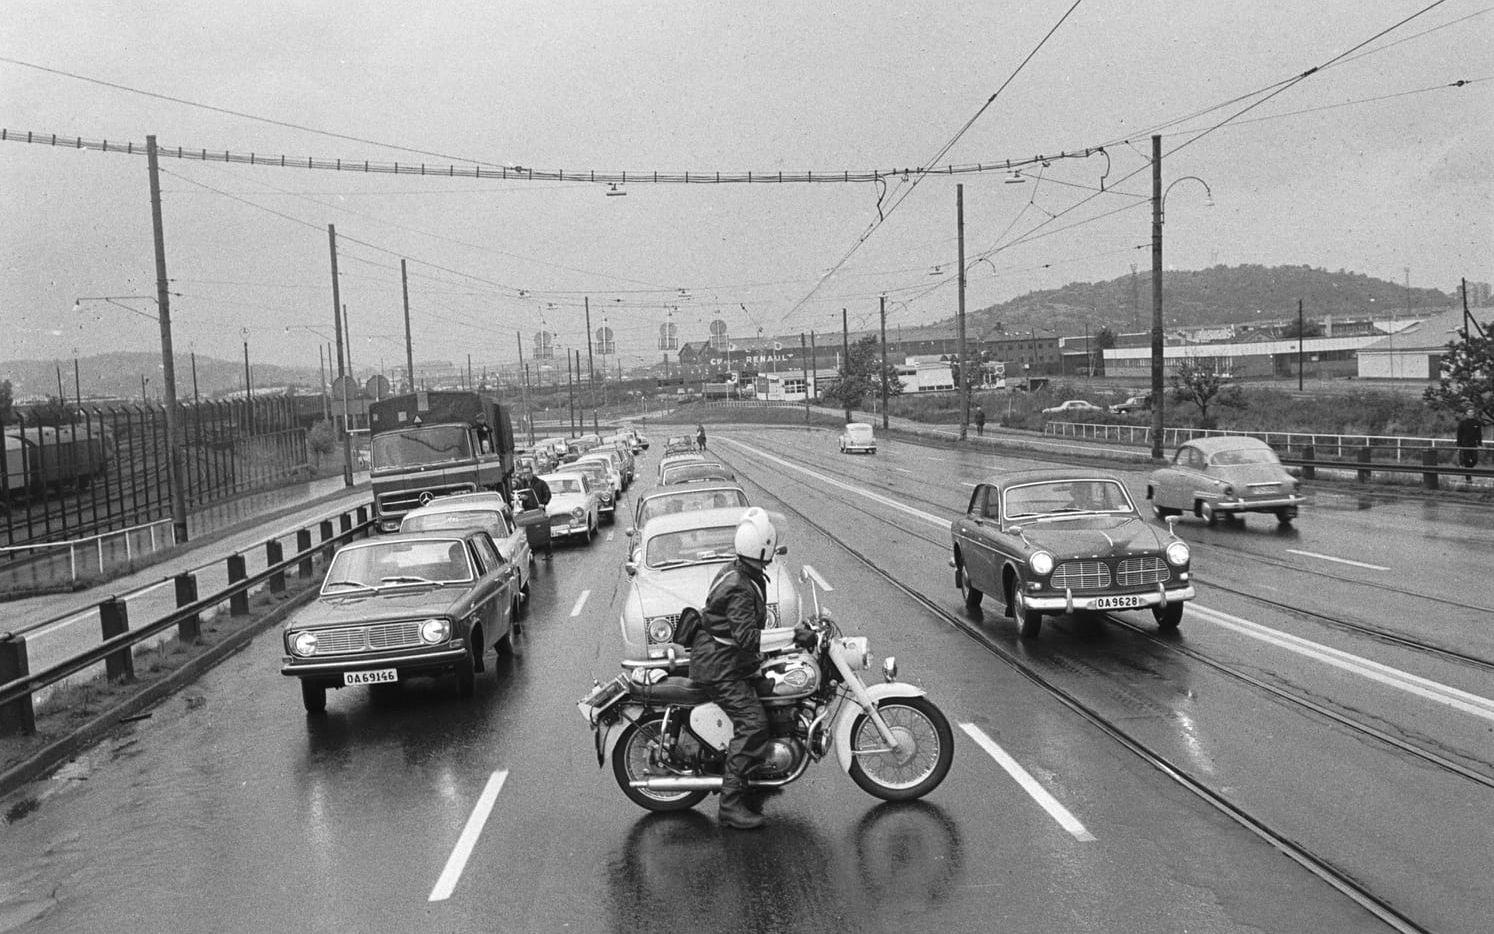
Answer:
756;653;820;700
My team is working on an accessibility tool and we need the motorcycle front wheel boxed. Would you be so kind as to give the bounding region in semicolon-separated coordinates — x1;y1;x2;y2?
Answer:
613;714;710;812
848;696;954;801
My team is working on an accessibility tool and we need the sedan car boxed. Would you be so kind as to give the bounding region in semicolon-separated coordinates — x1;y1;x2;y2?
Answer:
281;529;521;712
1147;436;1305;527
659;461;736;486
950;469;1194;637
1111;393;1152;415
839;422;877;454
620;507;801;658
657;451;705;480
1041;399;1107;417
399;492;533;613
540;471;601;542
555;461;616;523
578;449;627;493
631;480;749;531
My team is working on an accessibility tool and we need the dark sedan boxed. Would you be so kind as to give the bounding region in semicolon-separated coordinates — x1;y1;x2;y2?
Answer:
950;469;1195;637
280;529;521;713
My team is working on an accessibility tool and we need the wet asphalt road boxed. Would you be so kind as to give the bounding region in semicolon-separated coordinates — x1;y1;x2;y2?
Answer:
2;427;1491;933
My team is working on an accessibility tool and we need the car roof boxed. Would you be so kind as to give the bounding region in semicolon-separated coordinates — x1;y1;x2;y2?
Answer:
539;471;588;485
638;505;751;536
1181;435;1271;453
403;492;509;515
983;468;1125;490
337;529;484;549
639;480;746;500
845;422;872;430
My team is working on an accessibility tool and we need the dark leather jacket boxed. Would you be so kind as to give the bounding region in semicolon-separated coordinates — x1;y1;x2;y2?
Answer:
689;559;768;682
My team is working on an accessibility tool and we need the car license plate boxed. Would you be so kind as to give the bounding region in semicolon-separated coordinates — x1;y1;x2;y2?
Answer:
1094;595;1143;610
345;669;397;686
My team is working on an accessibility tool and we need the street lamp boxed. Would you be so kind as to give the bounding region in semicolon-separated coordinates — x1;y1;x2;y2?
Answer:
1150;133;1214;460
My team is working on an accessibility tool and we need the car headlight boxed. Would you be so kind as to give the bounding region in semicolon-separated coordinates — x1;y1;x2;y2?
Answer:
841;636;871;670
570;506;585;520
1029;551;1055;575
1166;541;1190;566
420;618;452;644
646;617;674;644
1221;484;1235;497
290;631;318;657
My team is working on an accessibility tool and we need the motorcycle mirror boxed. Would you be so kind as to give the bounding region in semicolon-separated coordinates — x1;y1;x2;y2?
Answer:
624;561;637;577
626;528;636;537
775;545;788;556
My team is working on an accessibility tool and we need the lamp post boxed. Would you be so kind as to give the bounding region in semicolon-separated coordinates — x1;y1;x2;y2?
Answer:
1150;133;1214;460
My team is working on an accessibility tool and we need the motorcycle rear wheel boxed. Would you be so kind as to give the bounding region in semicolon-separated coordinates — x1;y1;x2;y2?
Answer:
848;696;954;801
613;714;710;812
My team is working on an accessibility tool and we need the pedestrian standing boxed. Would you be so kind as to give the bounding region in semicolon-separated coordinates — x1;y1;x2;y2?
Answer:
974;406;986;437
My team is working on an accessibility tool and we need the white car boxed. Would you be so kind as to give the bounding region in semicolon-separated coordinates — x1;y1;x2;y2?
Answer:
399;492;534;611
578;450;626;494
839;422;877;454
556;460;617;523
657;451;705;480
619;507;802;658
539;472;600;542
1041;399;1107;417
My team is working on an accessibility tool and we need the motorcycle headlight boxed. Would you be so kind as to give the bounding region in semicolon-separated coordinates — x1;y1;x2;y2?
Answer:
646;617;674;644
420;618;452;644
1165;541;1190;566
1029;551;1055;576
570;506;585;520
290;631;318;657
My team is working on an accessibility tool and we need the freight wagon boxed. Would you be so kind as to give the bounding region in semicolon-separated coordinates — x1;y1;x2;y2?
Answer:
1;425;112;500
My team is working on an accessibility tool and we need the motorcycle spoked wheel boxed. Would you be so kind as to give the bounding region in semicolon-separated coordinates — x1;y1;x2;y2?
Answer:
613;713;710;812
847;696;955;801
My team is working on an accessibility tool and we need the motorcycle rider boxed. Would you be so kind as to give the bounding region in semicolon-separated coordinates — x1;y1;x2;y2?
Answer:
689;507;812;830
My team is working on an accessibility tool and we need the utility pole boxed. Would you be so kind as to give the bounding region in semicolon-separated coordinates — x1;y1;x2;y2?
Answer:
1298;299;1305;391
191;350;201;406
328;224;354;487
879;295;889;430
343;303;354;385
567;349;577;437
800;332;810;423
401;259;415;392
585;297;597;428
841;308;851;423
1149;134;1165;460
317;345;328;420
956;183;970;440
523;363;535;444
146;135;189;543
242;330;253;435
73;356;82;411
1130;263;1139;333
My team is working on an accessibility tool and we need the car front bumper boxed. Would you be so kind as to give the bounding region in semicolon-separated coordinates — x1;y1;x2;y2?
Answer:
843;444;876;453
550;518;591;538
1024;583;1195;614
281;644;468;680
1212;494;1305;514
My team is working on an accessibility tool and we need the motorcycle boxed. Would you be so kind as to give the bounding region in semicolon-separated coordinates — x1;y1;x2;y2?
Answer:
578;574;954;811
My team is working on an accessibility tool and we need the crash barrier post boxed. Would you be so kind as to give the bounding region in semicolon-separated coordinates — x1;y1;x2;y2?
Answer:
1422;449;1439;491
357;506;368;525
0;635;37;736
320;520;334;561
297;529;314;579
339;513;353;536
99;597;135;683
174;572;201;643
267;540;285;594
228;553;249;616
1300;444;1315;480
1357;446;1373;483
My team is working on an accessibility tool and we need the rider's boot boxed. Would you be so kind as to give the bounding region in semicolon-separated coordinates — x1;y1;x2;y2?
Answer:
718;779;765;830
743;785;782;815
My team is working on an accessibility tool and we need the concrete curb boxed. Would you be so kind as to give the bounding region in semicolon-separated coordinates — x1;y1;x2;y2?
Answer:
0;584;318;798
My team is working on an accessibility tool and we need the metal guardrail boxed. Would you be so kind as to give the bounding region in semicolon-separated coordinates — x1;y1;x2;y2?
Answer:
0;517;175;585
0;508;374;734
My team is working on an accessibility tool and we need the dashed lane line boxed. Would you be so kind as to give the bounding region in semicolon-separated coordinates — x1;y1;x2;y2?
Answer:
960;724;1096;842
428;769;508;901
1285;549;1390;571
570;590;592;617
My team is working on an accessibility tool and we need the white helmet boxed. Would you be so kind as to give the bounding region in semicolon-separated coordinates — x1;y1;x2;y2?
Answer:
733;507;778;564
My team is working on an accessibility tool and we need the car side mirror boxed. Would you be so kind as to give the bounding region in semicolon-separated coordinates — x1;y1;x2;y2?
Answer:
626;527;636;538
1165;516;1178;535
776;545;788;556
625;560;638;577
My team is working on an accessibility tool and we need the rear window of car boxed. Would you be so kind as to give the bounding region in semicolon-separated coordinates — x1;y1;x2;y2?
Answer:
638;490;748;526
1210;446;1278;466
402;509;508;537
645;525;737;568
548;476;584;495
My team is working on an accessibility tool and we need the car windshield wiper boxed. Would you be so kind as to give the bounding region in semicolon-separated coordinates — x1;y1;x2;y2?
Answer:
1029;512;1095;524
648;559;694;569
379;575;439;586
693;551;735;561
323;579;377;593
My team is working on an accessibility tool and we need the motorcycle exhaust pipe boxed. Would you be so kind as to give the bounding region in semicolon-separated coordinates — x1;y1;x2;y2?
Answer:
630;776;724;792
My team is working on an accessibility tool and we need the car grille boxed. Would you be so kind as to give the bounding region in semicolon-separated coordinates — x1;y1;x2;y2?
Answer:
311;621;424;656
379;483;477;515
1052;561;1111;590
551;514;579;528
1246;482;1280;494
1115;557;1170;587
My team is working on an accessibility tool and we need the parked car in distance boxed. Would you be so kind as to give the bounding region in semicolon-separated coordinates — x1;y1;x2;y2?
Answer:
398;492;534;613
631;481;750;532
579;448;628;492
659;461;736;486
281;529;521;712
1111;393;1152;415
540;471;601;542
1041;399;1108;417
554;461;616;523
950;468;1195;637
619;507;801;657
839;422;877;454
1147;436;1305;527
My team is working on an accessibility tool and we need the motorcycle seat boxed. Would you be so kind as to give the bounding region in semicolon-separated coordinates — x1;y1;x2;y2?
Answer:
637;677;710;706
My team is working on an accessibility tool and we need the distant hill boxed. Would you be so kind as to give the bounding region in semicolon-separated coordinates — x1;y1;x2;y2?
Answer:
0;351;323;404
931;264;1456;341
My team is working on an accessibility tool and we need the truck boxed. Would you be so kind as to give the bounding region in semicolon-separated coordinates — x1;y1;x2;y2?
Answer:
366;390;516;533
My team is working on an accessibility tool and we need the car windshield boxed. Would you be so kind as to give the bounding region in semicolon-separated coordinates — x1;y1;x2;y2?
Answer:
547;476;584;495
1004;480;1134;519
561;465;607;483
645;525;738;568
370;425;472;469
638;490;748;526
402;509;503;537
1210;447;1279;466
323;539;473;591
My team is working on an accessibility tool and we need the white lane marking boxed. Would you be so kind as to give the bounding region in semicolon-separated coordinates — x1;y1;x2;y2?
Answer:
1189;604;1494;722
570;590;592;617
802;564;834;592
606;531;615;542
961;481;978;487
428;769;508;902
893;467;914;474
719;439;947;528
960;724;1095;842
1285;549;1389;571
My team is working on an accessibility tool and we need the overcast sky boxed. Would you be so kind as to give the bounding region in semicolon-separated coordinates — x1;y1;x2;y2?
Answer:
3;0;1489;379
